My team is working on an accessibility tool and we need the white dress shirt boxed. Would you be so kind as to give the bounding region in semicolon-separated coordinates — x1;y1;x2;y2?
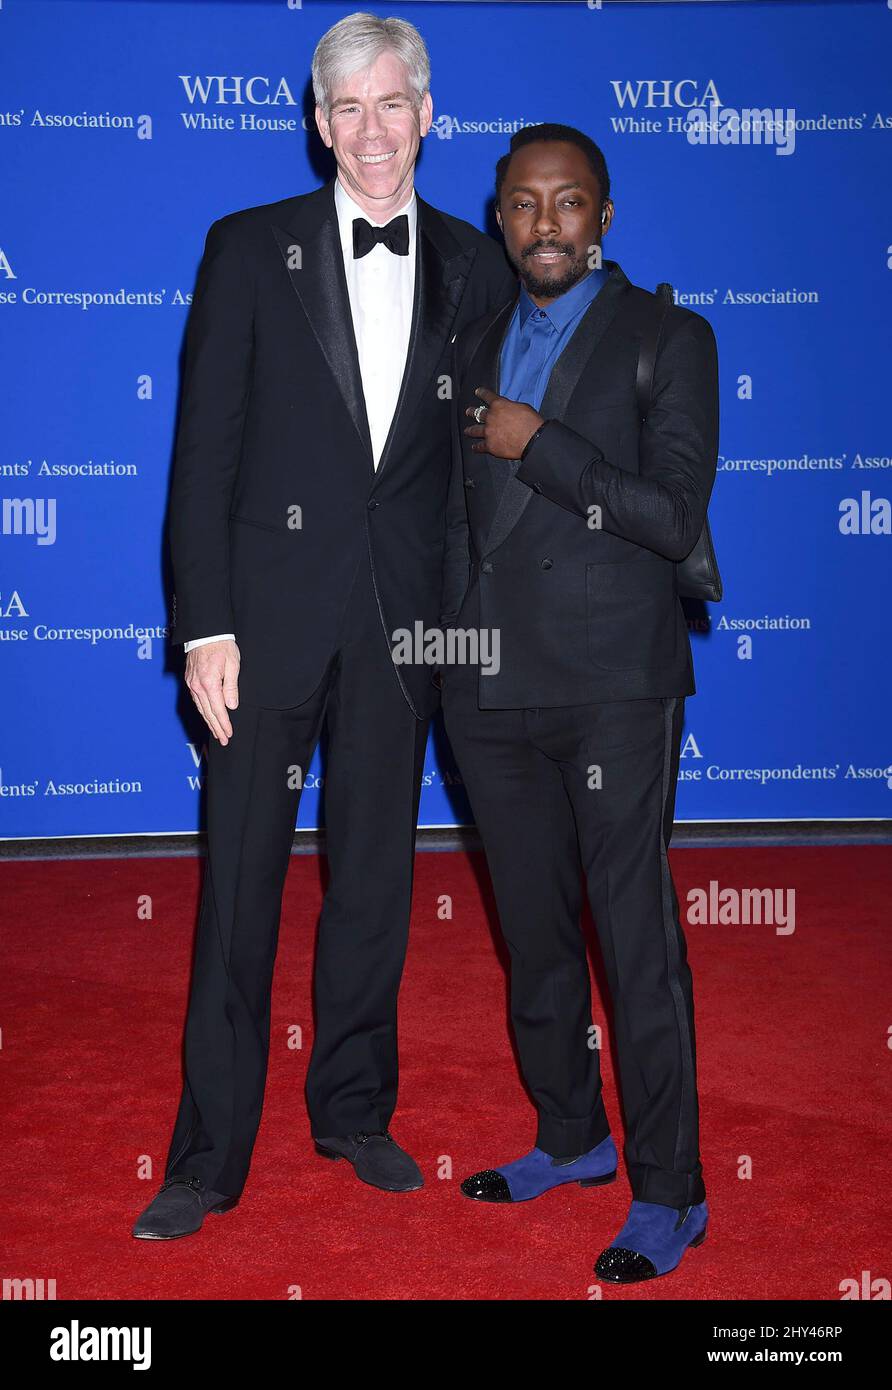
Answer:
184;177;417;653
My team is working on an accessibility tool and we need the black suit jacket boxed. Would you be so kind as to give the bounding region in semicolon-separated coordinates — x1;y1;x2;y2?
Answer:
442;260;719;708
168;176;514;715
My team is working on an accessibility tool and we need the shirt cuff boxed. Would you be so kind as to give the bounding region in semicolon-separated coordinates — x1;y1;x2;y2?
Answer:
183;633;236;652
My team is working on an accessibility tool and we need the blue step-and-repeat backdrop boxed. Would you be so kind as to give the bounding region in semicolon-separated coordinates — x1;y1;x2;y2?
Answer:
1;0;890;838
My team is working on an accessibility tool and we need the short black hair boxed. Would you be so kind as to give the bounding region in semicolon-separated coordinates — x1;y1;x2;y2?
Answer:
495;122;611;209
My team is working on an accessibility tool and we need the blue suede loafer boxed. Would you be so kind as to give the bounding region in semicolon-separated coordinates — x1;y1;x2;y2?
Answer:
461;1136;618;1203
595;1199;708;1282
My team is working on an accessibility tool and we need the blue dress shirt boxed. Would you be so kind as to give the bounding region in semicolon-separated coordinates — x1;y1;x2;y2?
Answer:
499;265;608;412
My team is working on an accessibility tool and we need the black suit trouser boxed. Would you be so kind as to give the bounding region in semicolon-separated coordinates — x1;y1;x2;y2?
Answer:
165;557;428;1197
442;653;706;1210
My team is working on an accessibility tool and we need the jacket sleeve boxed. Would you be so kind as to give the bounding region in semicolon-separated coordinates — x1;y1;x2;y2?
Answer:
440;334;471;625
168;218;254;644
514;312;719;562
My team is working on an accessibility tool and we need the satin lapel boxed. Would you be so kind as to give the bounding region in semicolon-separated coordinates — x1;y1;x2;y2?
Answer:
468;296;517;389
482;263;632;558
463;300;519;545
271;193;373;466
538;265;631;419
373;202;477;484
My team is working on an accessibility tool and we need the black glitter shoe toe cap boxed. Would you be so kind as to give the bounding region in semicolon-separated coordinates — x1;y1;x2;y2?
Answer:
460;1169;513;1202
594;1246;658;1283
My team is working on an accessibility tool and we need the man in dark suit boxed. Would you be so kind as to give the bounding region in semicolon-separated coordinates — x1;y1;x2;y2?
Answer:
441;124;718;1283
133;13;513;1239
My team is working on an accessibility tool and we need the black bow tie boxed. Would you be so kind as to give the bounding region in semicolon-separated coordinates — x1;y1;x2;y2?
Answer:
352;214;410;260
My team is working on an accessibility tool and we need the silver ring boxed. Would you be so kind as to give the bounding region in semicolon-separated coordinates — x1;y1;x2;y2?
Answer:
473;404;488;424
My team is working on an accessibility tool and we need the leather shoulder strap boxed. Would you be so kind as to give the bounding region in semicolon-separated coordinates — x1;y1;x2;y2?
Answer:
635;282;674;421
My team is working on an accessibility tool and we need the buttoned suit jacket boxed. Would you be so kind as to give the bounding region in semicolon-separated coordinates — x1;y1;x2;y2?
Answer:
442;260;720;708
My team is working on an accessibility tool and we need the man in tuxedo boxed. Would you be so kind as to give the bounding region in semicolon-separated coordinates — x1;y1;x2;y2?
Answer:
133;13;513;1239
441;124;718;1283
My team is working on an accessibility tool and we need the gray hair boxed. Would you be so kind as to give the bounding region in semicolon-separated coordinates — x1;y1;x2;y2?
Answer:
312;12;431;119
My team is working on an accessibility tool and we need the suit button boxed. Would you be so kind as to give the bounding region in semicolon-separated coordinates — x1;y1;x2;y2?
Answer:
540;558;553;570
367;499;379;510
481;561;494;574
464;478;476;490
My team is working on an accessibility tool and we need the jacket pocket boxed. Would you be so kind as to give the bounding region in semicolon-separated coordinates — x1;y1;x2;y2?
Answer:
586;556;677;671
229;512;283;534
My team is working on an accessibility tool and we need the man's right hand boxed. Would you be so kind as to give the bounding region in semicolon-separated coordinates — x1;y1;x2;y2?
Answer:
185;639;240;745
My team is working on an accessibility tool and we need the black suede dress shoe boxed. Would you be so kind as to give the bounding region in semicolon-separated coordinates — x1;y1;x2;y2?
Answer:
314;1131;424;1192
131;1175;239;1240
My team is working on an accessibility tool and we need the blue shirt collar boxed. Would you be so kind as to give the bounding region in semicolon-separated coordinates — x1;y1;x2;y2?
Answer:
518;265;606;332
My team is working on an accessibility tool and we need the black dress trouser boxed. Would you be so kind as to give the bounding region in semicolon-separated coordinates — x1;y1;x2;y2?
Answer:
165;556;428;1198
442;606;706;1210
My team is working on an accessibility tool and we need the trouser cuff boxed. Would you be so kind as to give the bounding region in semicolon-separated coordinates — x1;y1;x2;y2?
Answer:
536;1108;611;1160
628;1160;706;1209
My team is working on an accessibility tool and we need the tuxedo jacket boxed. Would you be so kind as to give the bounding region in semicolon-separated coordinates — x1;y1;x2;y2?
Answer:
442;260;720;708
168;177;515;715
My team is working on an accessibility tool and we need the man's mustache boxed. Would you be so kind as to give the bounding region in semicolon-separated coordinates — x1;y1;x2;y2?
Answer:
521;241;575;259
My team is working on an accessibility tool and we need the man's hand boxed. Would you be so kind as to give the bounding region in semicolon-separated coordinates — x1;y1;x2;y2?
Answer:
185;639;240;745
464;387;543;461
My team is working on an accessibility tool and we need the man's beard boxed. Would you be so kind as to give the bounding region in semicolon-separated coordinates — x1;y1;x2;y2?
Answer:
510;241;591;299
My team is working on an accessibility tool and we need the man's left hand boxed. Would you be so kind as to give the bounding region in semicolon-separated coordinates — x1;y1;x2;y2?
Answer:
464;387;543;461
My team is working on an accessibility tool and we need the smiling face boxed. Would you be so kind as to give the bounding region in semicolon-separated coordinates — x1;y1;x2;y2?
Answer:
497;140;614;304
315;49;432;220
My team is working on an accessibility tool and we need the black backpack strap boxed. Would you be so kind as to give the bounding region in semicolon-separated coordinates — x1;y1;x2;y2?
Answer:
634;282;723;602
635;282;675;421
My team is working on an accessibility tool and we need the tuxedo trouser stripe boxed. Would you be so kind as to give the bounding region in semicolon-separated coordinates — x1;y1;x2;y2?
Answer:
658;695;696;1175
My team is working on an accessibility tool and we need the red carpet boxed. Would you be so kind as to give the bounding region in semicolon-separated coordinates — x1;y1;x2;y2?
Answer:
2;846;889;1301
